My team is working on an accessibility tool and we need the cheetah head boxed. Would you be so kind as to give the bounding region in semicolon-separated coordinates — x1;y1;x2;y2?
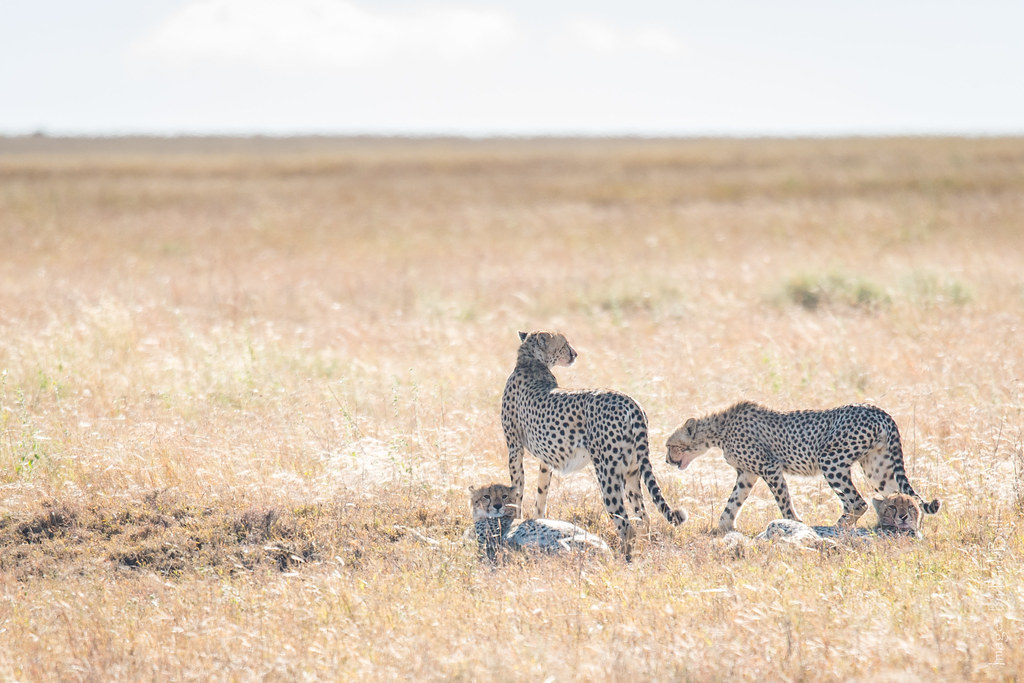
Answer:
872;493;922;537
517;330;577;367
665;418;710;471
469;483;519;521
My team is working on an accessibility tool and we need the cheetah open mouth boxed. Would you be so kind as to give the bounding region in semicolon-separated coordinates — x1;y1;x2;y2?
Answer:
666;449;699;471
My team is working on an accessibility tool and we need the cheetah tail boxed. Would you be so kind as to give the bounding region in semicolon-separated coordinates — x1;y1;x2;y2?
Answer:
886;419;941;516
635;427;688;525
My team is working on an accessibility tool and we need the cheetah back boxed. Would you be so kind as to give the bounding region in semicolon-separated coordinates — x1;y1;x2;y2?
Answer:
507;519;611;554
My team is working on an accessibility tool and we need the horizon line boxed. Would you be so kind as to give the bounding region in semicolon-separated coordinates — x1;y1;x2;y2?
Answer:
3;129;1024;142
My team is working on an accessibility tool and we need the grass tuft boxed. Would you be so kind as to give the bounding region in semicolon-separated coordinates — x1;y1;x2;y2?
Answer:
780;271;891;312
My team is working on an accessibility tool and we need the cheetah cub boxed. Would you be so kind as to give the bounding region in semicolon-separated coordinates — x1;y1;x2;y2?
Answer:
666;402;940;532
870;492;924;537
757;492;926;546
469;483;610;562
722;493;927;556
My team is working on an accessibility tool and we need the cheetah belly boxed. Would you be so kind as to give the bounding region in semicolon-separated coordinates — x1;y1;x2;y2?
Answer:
526;431;590;475
781;456;822;477
768;440;823;476
557;444;591;475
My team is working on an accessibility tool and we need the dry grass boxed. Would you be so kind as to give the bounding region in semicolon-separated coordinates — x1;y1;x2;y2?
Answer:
1;135;1023;680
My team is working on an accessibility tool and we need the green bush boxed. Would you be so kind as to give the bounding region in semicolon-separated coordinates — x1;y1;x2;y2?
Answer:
782;272;891;312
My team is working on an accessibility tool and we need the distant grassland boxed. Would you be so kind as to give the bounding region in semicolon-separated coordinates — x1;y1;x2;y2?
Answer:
1;136;1023;680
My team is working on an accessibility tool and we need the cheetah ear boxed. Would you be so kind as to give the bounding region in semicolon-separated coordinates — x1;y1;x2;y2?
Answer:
518;331;529;342
870;495;886;516
684;418;698;437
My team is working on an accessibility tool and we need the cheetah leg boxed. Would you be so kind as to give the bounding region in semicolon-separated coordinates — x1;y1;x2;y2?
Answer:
719;470;758;532
859;443;898;496
624;461;649;529
595;463;635;561
822;457;868;527
507;440;526;519
535;462;553;518
762;466;802;523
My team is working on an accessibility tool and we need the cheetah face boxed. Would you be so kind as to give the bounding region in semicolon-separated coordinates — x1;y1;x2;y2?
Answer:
518;330;577;367
665;418;709;471
872;493;921;535
469;483;518;521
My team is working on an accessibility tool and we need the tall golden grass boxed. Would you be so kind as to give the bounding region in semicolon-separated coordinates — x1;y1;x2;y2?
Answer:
1;135;1023;680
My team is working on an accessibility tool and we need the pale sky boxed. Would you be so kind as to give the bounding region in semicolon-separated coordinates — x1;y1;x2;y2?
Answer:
2;0;1023;136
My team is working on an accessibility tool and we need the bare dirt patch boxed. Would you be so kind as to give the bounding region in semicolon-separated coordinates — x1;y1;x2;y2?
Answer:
0;492;332;578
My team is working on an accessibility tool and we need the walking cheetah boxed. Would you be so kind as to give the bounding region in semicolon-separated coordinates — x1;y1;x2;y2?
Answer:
665;402;940;532
502;331;687;560
469;483;610;562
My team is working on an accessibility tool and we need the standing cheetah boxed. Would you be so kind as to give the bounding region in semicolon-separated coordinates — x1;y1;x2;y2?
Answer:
665;402;940;532
502;331;687;559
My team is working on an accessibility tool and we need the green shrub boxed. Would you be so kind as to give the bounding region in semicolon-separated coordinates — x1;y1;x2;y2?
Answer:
782;272;891;312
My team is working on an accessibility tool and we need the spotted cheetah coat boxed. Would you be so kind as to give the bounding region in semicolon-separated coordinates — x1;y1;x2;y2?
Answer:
473;516;611;563
502;331;686;559
666;402;940;531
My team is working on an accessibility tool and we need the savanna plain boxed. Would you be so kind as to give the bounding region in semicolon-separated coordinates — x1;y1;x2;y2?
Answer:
1;135;1023;681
